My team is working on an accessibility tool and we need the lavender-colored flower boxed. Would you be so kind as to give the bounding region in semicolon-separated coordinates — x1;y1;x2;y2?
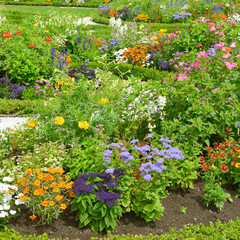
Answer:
143;174;152;181
130;139;138;144
103;150;113;157
105;168;115;174
147;134;153;139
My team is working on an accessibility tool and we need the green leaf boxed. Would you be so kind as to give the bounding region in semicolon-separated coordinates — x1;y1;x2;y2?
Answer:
143;204;155;212
92;202;103;211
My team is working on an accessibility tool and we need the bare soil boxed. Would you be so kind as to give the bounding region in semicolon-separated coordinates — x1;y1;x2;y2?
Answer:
9;180;240;240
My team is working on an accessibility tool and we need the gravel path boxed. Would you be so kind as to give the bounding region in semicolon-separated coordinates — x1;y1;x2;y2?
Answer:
0;117;28;138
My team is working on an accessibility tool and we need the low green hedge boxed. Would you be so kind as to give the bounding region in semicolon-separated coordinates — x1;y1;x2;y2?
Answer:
76;62;173;81
4;1;99;7
0;99;44;115
1;218;240;239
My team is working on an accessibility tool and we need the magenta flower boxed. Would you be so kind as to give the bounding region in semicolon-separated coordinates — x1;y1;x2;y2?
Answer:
230;42;236;48
209;26;216;32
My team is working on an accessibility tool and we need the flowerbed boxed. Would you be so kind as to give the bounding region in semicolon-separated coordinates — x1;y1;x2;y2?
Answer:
0;2;240;238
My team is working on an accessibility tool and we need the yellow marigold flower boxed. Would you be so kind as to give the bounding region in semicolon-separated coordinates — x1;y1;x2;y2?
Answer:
33;180;41;187
65;182;73;189
100;98;109;104
33;169;39;173
55;195;63;201
58;182;66;188
49;201;55;206
78;121;89;130
7;190;13;194
45;29;49;33
235;163;240;168
56;168;64;175
27;120;38;128
65;175;70;180
42;201;48;207
37;172;44;180
54;117;64;125
43;186;49;190
60;203;67;210
34;23;39;27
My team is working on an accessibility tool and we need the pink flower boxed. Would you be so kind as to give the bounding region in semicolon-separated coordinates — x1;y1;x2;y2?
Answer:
209;27;216;32
230;42;236;48
208;22;215;27
215;31;219;35
173;64;179;69
225;61;237;70
219;32;225;37
197;51;208;59
196;43;203;48
230;19;236;24
191;61;200;69
195;19;202;22
215;42;225;49
222;53;231;59
169;33;176;38
213;87;220;92
196;87;199;92
179;62;185;67
176;72;188;81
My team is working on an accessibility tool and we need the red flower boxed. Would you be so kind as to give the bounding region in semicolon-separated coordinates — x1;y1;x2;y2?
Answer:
199;156;205;163
231;161;236;166
44;38;52;43
29;44;36;48
4;33;12;39
212;152;219;159
221;165;229;173
15;30;22;35
202;163;210;171
220;152;226;159
206;146;213;151
3;31;9;34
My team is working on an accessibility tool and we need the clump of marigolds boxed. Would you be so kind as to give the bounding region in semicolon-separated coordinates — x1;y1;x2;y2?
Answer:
17;167;74;224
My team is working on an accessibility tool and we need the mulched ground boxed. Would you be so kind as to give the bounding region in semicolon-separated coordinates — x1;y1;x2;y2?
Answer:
9;180;240;240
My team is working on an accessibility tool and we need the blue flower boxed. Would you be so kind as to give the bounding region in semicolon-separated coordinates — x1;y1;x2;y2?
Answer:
143;174;152;181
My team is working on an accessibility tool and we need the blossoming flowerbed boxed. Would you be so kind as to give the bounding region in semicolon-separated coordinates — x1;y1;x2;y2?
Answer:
0;1;240;239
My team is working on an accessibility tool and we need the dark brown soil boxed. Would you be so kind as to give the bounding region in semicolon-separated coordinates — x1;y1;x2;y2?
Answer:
9;180;240;240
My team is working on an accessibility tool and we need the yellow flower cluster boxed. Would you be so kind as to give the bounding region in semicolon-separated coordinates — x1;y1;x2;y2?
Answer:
159;29;167;36
54;117;64;125
78;121;89;130
100;98;109;104
27;120;38;128
54;78;74;90
135;14;150;22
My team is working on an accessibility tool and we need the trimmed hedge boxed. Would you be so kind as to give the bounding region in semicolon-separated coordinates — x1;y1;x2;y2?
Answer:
4;1;99;7
1;218;240;239
74;62;173;81
0;99;45;115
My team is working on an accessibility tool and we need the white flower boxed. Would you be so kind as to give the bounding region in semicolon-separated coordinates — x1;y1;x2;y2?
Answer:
15;199;25;205
10;210;17;215
3;204;10;210
0;205;3;211
2;177;12;182
0;211;8;218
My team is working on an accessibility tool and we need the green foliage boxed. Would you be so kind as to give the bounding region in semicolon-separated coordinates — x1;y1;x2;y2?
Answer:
0;99;44;114
71;192;123;233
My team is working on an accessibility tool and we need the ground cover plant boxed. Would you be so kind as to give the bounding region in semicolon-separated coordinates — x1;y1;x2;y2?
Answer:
0;1;240;239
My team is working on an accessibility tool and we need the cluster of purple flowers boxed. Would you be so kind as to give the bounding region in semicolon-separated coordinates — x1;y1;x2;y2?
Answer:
70;65;96;81
73;169;125;208
207;45;217;56
157;60;170;71
139;162;166;181
172;12;191;20
98;5;111;15
99;38;119;54
0;76;25;98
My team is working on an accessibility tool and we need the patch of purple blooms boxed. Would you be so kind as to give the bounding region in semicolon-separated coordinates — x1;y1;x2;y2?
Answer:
70;65;96;81
0;76;25;98
73;169;126;208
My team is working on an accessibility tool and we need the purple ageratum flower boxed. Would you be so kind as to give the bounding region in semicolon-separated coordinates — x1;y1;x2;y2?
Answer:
110;142;123;149
147;134;153;139
103;150;113;157
130;139;138;145
156;157;164;164
146;155;153;159
143;174;152;181
105;168;115;174
237;123;240;128
159;137;172;143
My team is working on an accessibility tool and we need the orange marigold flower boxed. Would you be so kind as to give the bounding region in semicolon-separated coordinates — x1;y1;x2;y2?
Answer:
4;33;12;38
221;165;229;172
30;214;37;220
55;168;64;175
7;190;13;194
49;201;55;206
58;182;66;188
69;190;74;198
47;167;56;174
53;187;59;193
60;204;67;210
33;180;41;187
15;30;22;35
19;194;26;200
25;168;33;175
50;182;57;188
55;195;64;201
33;169;39;173
23;188;29;194
64;175;70;180
42;201;49;207
65;182;73;189
43;186;49;190
37;172;44;180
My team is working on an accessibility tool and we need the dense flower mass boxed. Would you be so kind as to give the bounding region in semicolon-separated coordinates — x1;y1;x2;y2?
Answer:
78;121;89;130
54;117;65;125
